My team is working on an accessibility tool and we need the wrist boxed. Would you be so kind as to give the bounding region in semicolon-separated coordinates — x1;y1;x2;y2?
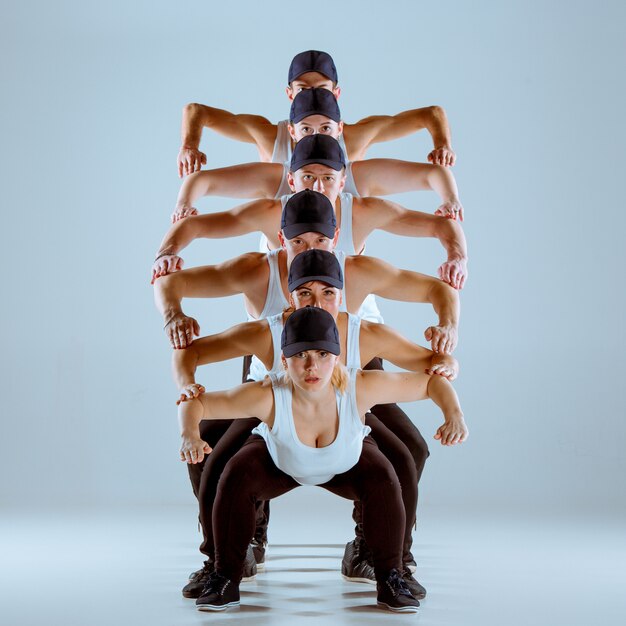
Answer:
444;409;464;422
180;145;199;152
154;248;177;261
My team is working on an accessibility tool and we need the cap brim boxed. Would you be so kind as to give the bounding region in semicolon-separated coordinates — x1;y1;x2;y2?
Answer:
291;109;341;124
289;70;336;83
282;222;336;239
282;339;340;358
288;274;343;293
291;158;344;172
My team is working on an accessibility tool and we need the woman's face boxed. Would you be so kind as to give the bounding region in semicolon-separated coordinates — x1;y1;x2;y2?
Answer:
289;281;342;318
285;349;338;391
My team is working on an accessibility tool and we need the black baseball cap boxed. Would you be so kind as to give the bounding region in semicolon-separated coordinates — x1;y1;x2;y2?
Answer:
288;249;343;292
290;134;346;172
281;307;341;358
281;190;336;240
288;50;338;84
290;88;341;124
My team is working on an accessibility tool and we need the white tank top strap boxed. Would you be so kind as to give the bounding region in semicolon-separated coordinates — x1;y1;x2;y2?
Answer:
258;192;292;252
346;367;366;431
335;193;355;255
271;120;291;164
248;249;289;321
273;162;292;199
345;314;362;369
247;313;285;381
342;161;359;196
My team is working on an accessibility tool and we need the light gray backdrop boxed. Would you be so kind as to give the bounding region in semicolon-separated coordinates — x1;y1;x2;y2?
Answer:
1;0;624;519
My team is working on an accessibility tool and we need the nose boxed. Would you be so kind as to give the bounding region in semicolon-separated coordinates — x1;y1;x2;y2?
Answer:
313;178;324;193
304;354;316;370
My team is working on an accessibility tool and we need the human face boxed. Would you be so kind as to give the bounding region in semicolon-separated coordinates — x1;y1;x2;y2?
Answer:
284;349;338;391
289;281;342;319
288;163;345;200
286;72;341;101
288;115;344;143
278;230;339;265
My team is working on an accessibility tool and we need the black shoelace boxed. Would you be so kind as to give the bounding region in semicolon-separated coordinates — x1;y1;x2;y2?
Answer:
386;569;412;597
201;572;231;596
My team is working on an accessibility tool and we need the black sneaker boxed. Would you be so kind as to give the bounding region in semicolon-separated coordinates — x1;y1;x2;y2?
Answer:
250;537;267;571
341;538;375;584
377;568;420;613
242;544;258;582
182;560;214;599
402;567;427;600
196;572;240;611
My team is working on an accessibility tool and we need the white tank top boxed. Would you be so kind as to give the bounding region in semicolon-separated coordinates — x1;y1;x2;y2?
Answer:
271;120;358;198
251;369;371;485
335;251;384;324
246;249;290;321
248;312;363;381
248;312;284;381
258;192;357;254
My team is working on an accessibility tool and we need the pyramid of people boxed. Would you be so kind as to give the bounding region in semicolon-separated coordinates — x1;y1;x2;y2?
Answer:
152;50;469;614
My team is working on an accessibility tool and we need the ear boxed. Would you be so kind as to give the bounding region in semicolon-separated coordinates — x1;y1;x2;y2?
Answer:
338;171;346;193
333;86;341;100
286;86;295;102
337;121;344;136
288;293;296;308
287;171;297;192
278;230;287;249
332;228;340;248
281;355;288;370
287;124;297;141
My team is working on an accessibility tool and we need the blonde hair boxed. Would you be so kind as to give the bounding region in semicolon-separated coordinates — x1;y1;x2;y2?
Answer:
282;358;349;394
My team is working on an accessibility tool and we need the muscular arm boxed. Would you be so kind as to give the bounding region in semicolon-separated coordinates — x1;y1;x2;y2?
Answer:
354;197;468;289
356;370;467;446
172;321;273;390
351;162;463;221
347;255;460;353
343;106;454;164
153;253;266;348
178;103;278;177
155;199;278;264
172;162;284;222
178;383;274;463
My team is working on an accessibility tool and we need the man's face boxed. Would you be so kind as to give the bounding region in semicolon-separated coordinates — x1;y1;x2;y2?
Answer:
278;229;339;265
288;115;344;143
286;71;341;101
288;164;345;201
289;280;342;319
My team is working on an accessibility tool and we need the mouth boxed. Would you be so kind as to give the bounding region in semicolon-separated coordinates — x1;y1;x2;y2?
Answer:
304;377;320;384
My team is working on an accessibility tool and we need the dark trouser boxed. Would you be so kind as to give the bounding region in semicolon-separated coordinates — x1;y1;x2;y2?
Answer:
213;435;405;583
187;356;269;558
357;358;431;560
364;412;417;563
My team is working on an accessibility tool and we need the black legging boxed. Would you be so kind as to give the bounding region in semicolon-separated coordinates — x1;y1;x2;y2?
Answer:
213;435;405;583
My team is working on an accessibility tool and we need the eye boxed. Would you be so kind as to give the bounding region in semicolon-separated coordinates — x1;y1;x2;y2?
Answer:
321;126;332;133
324;176;335;182
318;351;329;357
324;290;335;296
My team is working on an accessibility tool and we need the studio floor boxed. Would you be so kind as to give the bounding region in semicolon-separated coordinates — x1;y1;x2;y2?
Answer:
1;490;625;626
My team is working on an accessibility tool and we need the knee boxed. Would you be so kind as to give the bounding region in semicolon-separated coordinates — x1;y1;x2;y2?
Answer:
407;435;430;471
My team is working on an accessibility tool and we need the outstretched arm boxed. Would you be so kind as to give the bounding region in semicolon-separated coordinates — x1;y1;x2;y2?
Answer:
153;253;263;349
351;161;463;220
172;162;284;222
152;199;278;282
356;370;467;446
355;197;468;289
178;382;274;464
178;103;277;177
172;321;273;403
363;321;458;380
343;106;454;165
348;256;460;353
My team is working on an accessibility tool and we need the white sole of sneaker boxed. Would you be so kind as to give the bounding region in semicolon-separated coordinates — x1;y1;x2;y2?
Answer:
197;601;240;611
377;601;420;613
256;562;265;571
342;574;376;585
241;574;257;582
